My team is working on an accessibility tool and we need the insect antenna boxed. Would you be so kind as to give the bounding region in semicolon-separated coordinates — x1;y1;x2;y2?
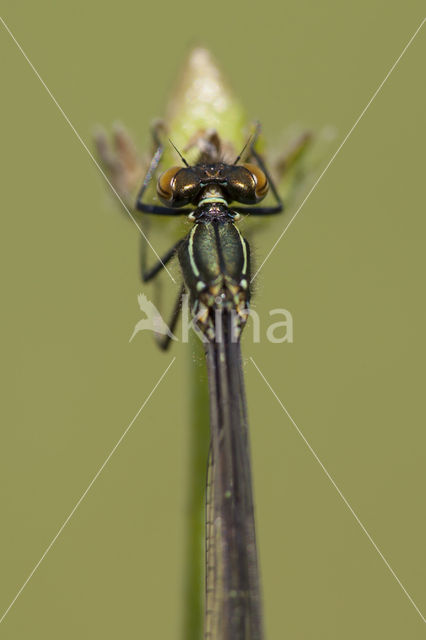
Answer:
168;138;190;167
233;134;254;165
233;121;263;164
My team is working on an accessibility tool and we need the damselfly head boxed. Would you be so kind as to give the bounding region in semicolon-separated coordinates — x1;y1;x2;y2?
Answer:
157;162;269;207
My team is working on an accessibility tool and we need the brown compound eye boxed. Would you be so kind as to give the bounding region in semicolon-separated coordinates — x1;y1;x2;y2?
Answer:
224;164;269;204
157;166;201;207
241;163;269;201
157;166;181;203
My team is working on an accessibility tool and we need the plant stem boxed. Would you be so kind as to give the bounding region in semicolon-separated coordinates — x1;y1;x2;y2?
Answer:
181;336;210;640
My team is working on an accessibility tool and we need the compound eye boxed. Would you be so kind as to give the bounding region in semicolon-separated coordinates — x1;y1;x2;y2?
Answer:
157;166;182;203
157;167;201;206
225;166;257;204
241;163;269;201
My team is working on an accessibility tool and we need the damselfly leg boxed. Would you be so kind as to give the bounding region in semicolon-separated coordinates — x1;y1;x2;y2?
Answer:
232;124;284;216
135;126;192;216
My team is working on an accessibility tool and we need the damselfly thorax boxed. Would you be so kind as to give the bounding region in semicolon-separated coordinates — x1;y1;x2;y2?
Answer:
158;161;266;339
178;210;249;340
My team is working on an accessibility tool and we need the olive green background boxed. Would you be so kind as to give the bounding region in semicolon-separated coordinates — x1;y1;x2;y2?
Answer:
0;2;425;639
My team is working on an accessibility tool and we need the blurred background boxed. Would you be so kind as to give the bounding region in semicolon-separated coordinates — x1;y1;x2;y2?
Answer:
0;2;425;638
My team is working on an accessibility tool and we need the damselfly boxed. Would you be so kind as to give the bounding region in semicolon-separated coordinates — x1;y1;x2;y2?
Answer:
135;123;283;640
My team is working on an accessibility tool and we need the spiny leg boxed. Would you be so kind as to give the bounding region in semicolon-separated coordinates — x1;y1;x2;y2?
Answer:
135;124;191;216
234;125;313;216
242;123;283;215
155;283;185;351
135;125;190;349
230;123;283;216
139;238;184;348
141;239;183;283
